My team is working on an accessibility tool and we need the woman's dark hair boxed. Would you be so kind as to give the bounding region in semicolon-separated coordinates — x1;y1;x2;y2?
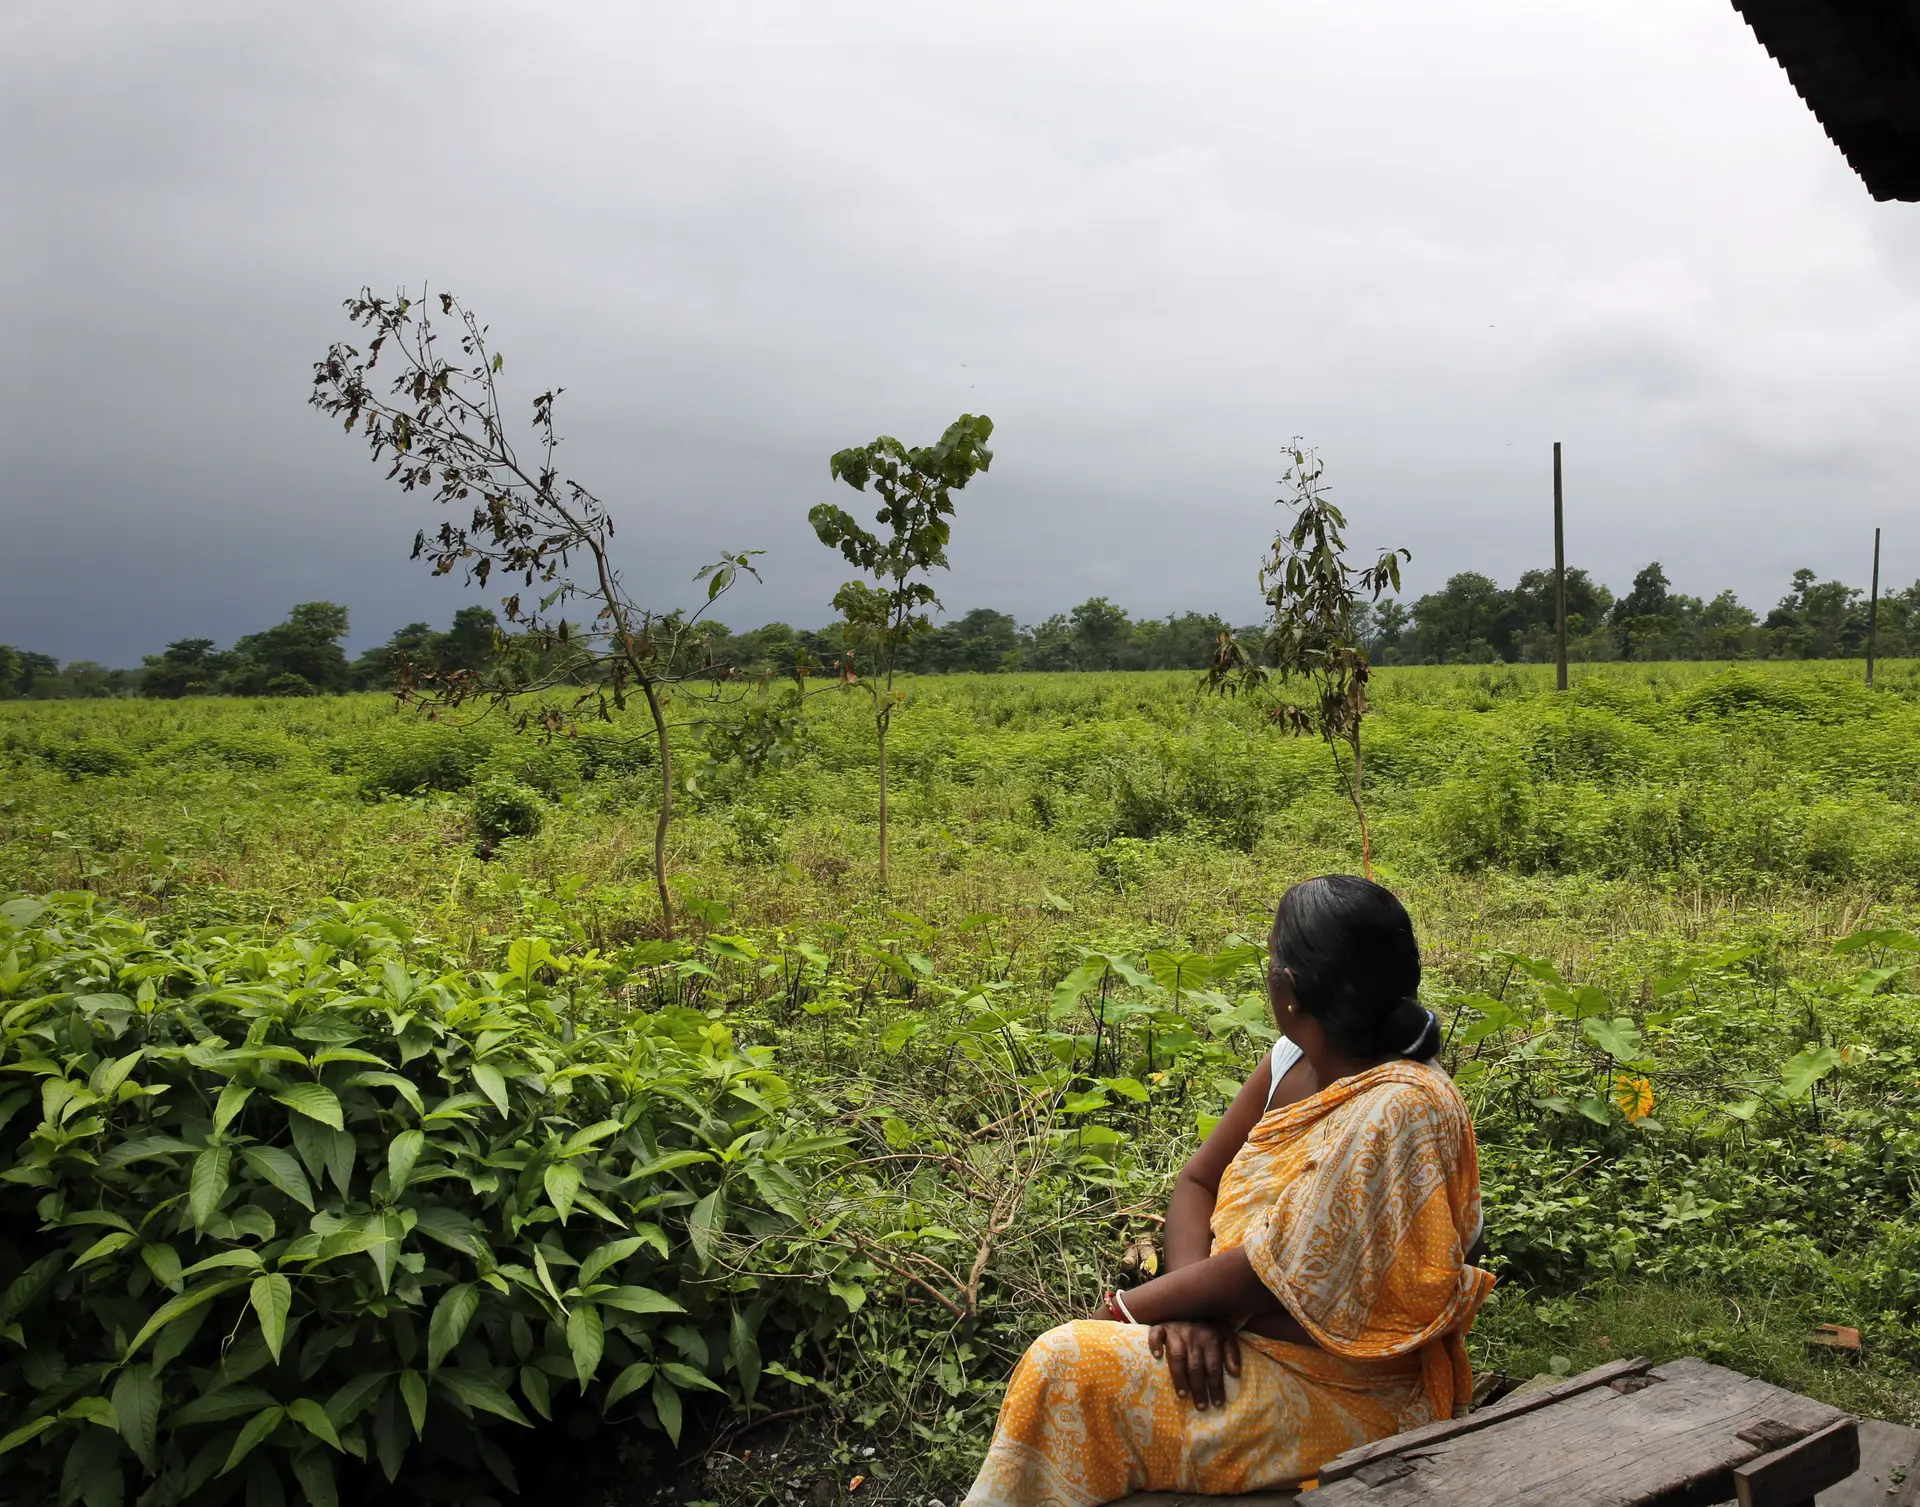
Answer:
1269;874;1439;1063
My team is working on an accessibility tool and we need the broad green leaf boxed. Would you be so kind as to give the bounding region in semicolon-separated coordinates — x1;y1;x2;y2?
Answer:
214;1081;253;1135
346;1071;424;1114
291;1449;338;1507
428;1283;478;1371
274;1082;344;1131
731;1310;760;1404
62;1396;118;1428
1721;1097;1764;1122
140;1243;183;1291
1145;949;1215;996
0;1416;56;1457
436;1369;531;1426
221;1405;286;1475
652;1376;682;1445
71;1230;137;1270
543;1163;581;1224
250;1273;292;1362
111;1364;161;1470
471;1062;509;1115
558;1119;623;1157
179;1249;263;1279
1100;1076;1149;1103
603;1362;654;1409
1580;1016;1645;1062
124;1276;251;1358
1780;1045;1843;1097
1573;1094;1613;1126
688;1189;726;1265
881;1016;927;1053
577;1237;646;1288
240;1146;314;1211
658;1361;725;1394
593;1286;684;1317
287;1397;342;1451
387;1129;425;1198
170;1386;280;1427
190;1145;232;1230
567;1303;604;1387
399;1371;427;1437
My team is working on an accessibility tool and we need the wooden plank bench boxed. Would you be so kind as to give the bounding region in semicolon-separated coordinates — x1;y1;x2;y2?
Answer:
1120;1356;1915;1507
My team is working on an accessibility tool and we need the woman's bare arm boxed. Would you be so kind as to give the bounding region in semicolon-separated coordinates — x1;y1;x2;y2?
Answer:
1163;1055;1273;1271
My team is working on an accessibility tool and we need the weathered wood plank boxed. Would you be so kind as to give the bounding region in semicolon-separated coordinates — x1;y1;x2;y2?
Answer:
1118;1494;1295;1507
1737;1418;1860;1507
1817;1419;1920;1507
1307;1358;1850;1507
1314;1356;1657;1483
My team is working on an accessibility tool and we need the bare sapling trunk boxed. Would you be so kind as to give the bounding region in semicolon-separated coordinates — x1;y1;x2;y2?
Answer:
877;713;891;888
1348;731;1372;879
642;680;675;937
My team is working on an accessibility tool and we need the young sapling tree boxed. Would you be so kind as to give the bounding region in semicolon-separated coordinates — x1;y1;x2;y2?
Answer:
1206;440;1406;877
809;413;994;886
310;287;762;936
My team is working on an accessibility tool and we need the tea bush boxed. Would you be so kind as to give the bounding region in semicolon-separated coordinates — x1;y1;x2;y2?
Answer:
0;896;844;1507
44;739;139;782
469;779;546;847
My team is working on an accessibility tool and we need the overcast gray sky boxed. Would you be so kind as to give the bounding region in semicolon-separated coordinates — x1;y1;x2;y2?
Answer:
4;0;1918;665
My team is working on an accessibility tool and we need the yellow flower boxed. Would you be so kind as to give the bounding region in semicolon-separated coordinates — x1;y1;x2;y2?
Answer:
1614;1074;1654;1122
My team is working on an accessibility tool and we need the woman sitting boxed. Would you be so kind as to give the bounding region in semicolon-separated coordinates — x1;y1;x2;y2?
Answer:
963;875;1494;1507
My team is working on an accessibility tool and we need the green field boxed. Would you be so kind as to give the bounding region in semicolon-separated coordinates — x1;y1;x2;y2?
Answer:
6;660;1920;1503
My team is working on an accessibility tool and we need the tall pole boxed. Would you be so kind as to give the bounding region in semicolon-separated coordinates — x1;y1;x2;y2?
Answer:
1867;526;1881;688
1554;441;1568;691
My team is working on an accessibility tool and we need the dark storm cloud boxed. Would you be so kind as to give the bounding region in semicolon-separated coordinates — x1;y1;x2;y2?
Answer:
3;0;1918;666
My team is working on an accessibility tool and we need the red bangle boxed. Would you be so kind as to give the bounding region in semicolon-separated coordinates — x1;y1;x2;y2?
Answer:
1104;1289;1126;1322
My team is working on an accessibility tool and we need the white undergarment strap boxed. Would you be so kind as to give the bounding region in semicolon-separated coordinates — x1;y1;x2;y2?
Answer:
1266;1036;1305;1109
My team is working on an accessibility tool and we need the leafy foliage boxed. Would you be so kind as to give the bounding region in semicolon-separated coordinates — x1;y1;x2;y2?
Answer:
310;288;768;935
809;413;994;884
0;895;840;1505
1207;441;1406;874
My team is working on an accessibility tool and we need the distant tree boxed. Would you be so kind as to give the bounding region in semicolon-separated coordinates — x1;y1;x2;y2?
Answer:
1765;569;1866;659
1069;597;1133;670
1207;441;1406;877
915;608;1020;673
1408;572;1504;663
1502;568;1612;662
312;287;763;935
13;651;58;697
0;645;22;698
224;603;354;696
438;605;500;673
140;639;227;699
1697;590;1761;659
1361;600;1411;663
1129;612;1231;670
809;413;995;886
1022;615;1076;671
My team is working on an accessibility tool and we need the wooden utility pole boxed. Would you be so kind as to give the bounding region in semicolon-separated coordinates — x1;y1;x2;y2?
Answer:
1867;527;1881;687
1554;441;1568;691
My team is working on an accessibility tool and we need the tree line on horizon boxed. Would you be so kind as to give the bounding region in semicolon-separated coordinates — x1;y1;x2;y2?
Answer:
3;560;1916;701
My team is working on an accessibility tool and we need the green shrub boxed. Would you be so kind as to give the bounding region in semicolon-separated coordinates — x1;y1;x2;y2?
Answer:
353;728;499;799
0;895;838;1507
469;779;545;846
160;732;299;771
476;741;581;801
44;738;137;780
570;728;656;781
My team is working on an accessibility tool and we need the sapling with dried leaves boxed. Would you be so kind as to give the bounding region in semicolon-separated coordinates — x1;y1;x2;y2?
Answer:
1206;440;1407;877
310;288;763;935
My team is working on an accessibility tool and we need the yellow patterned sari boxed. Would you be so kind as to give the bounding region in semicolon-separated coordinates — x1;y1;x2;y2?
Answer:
961;1060;1494;1507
